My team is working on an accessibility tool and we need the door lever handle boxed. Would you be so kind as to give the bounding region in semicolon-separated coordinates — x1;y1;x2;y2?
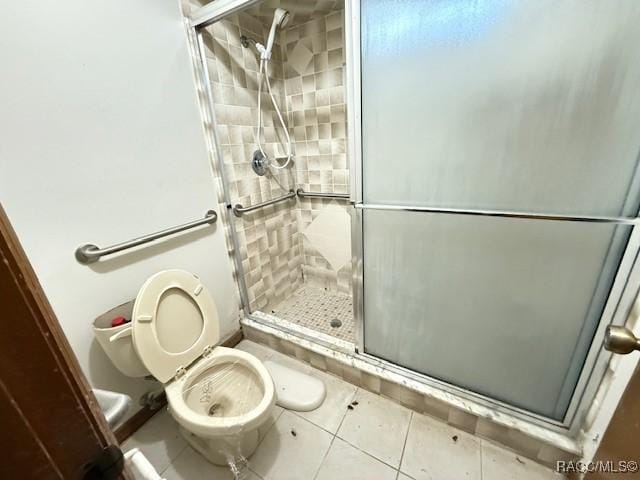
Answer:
604;325;640;354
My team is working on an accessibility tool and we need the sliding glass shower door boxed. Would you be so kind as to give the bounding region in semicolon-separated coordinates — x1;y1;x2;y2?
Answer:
359;0;640;421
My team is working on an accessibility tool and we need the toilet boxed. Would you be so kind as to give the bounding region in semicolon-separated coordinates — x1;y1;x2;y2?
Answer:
130;269;275;466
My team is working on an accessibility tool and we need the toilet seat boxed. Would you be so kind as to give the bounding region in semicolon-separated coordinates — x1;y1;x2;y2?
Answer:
132;269;275;442
132;270;220;383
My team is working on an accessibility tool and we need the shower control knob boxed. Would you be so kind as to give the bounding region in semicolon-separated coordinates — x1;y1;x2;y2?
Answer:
604;325;640;355
252;149;269;176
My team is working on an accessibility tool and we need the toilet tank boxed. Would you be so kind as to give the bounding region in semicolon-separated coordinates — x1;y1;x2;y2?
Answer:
93;301;150;377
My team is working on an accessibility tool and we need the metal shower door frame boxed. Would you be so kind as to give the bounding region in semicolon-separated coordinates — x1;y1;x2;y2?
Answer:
188;0;262;319
344;0;640;435
187;0;640;436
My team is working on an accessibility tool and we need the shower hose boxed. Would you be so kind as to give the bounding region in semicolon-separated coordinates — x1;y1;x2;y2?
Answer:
255;57;293;170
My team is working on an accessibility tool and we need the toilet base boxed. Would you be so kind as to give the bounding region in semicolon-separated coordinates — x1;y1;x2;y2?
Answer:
179;426;260;467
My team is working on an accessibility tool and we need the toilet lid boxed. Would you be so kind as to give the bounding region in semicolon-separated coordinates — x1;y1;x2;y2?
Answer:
132;270;220;383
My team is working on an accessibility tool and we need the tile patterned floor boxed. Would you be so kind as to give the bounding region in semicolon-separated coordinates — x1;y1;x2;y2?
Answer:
265;285;355;343
123;340;564;480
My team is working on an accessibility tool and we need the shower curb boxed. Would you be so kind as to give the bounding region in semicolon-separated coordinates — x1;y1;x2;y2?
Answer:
241;316;582;469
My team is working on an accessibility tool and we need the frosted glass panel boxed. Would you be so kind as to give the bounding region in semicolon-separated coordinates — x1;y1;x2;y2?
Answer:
361;0;640;216
363;210;630;419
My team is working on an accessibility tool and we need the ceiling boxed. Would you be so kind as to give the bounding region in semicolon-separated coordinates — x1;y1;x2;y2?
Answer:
243;0;343;28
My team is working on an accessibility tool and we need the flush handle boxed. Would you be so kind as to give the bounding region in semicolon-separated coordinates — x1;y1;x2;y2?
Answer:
604;326;640;355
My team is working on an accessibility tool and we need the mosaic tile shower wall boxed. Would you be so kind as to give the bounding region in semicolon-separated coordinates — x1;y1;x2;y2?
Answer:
282;6;352;295
200;12;305;311
192;1;352;322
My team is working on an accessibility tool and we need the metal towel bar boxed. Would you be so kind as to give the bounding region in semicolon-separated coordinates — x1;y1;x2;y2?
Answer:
233;190;296;216
75;210;218;264
296;188;349;200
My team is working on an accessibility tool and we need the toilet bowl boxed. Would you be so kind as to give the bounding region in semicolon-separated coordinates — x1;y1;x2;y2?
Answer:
131;270;275;466
165;347;274;465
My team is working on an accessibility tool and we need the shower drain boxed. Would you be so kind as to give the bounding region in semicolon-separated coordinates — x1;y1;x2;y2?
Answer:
330;318;342;328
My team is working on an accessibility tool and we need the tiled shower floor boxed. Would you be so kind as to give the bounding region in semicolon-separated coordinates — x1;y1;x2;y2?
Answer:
266;285;355;343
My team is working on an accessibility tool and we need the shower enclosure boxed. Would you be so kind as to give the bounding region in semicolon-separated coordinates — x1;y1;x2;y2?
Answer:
189;0;640;433
353;0;640;429
190;0;355;345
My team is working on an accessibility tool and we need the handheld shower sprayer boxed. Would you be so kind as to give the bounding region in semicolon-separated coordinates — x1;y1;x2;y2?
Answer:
245;8;292;174
264;8;290;59
255;8;290;60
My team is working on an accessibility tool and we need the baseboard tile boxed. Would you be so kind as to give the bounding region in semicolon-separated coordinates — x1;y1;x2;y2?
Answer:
241;318;581;469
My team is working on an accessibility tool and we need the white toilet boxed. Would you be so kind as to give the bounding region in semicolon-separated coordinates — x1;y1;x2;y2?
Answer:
130;269;275;466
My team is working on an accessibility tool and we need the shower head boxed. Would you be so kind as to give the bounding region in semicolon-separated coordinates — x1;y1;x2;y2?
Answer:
273;8;290;28
262;8;290;60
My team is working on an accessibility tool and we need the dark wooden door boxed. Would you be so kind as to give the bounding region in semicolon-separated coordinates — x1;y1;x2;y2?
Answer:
0;204;127;479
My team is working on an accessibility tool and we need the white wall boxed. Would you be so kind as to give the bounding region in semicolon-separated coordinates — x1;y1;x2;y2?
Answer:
0;0;240;419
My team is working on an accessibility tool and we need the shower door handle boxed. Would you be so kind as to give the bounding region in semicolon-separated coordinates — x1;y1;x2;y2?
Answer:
604;326;640;354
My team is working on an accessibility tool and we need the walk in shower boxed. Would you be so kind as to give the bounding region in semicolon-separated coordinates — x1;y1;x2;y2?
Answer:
193;0;355;344
190;0;640;433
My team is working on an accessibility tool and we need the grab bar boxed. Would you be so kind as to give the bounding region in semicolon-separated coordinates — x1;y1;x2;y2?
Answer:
233;190;296;216
296;188;349;200
75;210;218;264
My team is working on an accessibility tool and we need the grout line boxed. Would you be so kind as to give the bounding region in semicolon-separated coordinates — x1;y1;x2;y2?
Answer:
149;413;191;475
159;439;190;475
479;438;485;480
397;411;414;477
241;408;284;480
334;433;403;473
312;434;337;480
397;472;417;480
290;410;337;437
331;389;408;472
283;390;399;477
333;386;359;435
255;408;284;449
247;466;264;480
